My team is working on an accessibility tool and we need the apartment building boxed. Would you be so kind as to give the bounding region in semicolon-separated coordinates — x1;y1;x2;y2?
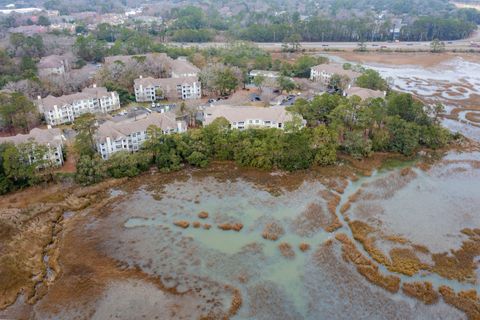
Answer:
134;76;201;102
310;64;361;85
96;112;186;159
37;54;70;77
203;105;303;129
0;128;65;166
37;86;121;126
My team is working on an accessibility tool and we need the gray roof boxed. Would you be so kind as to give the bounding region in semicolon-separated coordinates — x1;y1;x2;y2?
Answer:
134;76;199;87
96;112;179;143
312;64;361;78
249;70;280;78
203;105;294;125
345;87;385;100
38;55;65;69
39;87;114;112
0;128;63;147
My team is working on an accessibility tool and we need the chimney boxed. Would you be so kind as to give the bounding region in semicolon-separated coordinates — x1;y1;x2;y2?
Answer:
37;95;41;100
139;75;143;79
92;83;97;88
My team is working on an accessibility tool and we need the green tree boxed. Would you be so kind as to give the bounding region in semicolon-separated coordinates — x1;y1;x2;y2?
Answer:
311;125;337;165
105;151;150;178
277;76;295;93
2;143;30;187
430;39;445;53
356;69;388;91
252;74;266;92
343;130;373;159
0;92;38;134
37;16;51;26
214;68;238;95
386;117;420;156
278;130;314;171
387;93;428;124
73;113;97;157
74;35;106;62
75;155;107;185
329;74;350;90
419;125;451;149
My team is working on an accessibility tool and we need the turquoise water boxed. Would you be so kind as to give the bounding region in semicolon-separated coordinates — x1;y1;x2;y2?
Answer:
106;155;480;319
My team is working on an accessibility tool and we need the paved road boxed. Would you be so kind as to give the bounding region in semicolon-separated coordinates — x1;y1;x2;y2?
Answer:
170;29;480;51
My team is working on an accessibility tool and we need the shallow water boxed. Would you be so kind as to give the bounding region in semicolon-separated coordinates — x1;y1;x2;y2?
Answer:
78;155;476;319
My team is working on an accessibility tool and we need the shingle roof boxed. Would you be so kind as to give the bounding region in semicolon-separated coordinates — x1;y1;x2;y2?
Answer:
203;105;294;125
345;87;385;100
311;64;361;78
96;112;179;143
134;76;199;87
39;87;113;112
0;128;64;147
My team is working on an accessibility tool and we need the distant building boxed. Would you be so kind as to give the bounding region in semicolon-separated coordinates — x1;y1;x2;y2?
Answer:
0;128;64;166
203;105;303;129
96;112;186;159
48;22;76;33
131;15;162;25
104;53;170;66
310;64;361;85
8;25;48;35
249;70;280;79
390;18;404;40
134;76;201;102
37;86;121;126
0;7;42;14
38;55;70;77
343;86;386;100
104;54;198;79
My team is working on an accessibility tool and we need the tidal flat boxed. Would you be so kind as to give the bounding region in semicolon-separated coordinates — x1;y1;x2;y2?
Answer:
1;153;479;319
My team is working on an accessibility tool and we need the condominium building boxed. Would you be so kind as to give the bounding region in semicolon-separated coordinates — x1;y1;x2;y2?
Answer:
0;128;65;166
134;76;201;102
310;64;361;85
37;54;70;77
95;112;187;159
203;105;303;129
37;86;121;126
